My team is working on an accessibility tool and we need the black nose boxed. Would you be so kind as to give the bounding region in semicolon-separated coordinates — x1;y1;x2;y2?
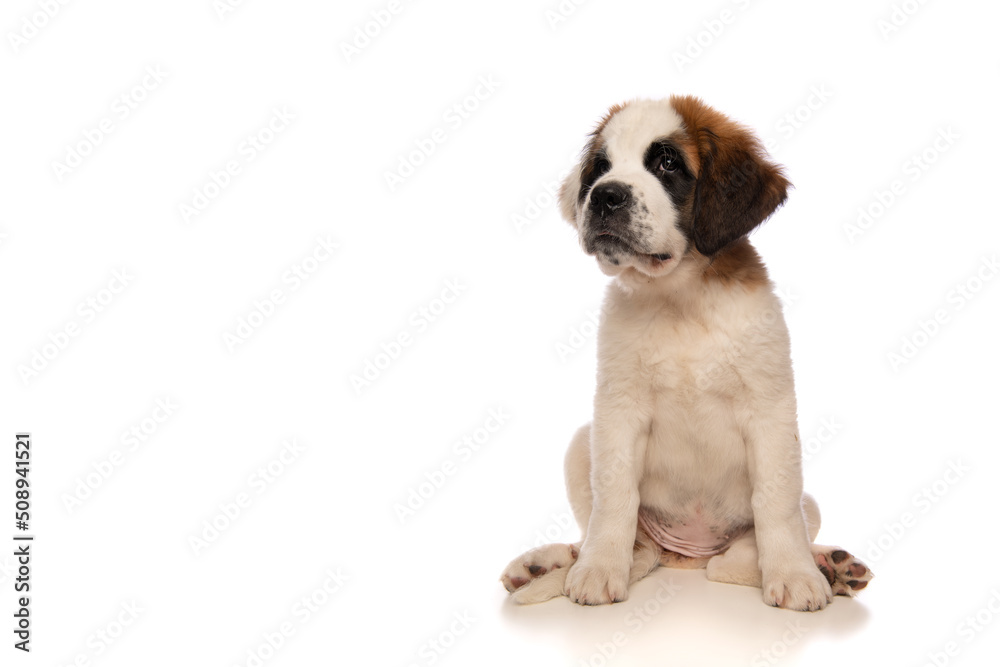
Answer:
589;182;631;217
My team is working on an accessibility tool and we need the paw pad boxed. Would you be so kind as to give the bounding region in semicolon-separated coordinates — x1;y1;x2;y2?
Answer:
815;548;873;597
500;543;579;594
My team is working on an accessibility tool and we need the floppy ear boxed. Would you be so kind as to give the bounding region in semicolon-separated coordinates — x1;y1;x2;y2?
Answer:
672;96;790;256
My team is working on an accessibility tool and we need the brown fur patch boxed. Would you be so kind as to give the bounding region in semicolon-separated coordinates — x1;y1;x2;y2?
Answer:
668;128;701;177
669;95;755;150
697;238;769;290
668;95;790;256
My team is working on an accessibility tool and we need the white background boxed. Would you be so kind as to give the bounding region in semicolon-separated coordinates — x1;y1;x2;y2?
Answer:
2;0;999;665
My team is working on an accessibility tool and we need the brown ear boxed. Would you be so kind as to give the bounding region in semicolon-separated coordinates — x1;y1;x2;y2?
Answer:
671;96;790;256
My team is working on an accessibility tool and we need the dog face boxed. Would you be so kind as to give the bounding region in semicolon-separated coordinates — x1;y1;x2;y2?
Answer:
559;96;790;278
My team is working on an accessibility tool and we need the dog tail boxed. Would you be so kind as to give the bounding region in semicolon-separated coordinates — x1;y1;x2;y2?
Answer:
510;567;569;605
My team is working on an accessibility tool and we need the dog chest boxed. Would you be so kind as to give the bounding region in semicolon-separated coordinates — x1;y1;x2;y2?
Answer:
599;298;766;399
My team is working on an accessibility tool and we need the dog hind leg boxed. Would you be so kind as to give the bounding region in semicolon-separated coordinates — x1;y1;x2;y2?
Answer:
500;425;591;604
707;495;873;598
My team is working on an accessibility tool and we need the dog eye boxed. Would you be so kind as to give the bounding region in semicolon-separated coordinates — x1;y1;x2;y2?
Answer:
593;156;611;177
656;147;678;173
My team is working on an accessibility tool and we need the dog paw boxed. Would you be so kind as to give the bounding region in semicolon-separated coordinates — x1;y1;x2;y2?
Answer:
762;566;833;612
564;555;629;605
815;548;873;597
501;543;578;593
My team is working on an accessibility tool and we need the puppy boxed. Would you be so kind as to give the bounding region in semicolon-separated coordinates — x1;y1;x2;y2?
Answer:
501;96;872;611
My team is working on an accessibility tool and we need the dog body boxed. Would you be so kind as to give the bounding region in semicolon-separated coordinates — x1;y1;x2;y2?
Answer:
501;97;871;611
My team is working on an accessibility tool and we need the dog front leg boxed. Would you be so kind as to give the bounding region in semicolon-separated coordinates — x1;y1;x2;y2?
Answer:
564;395;649;605
742;397;833;611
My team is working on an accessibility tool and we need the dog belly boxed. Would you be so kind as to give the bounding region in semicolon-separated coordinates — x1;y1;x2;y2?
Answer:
637;504;749;557
638;398;753;557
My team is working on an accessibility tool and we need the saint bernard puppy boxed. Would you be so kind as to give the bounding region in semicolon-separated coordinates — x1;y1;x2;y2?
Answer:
500;96;872;611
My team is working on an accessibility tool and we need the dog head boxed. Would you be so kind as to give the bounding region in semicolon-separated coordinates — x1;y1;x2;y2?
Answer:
559;96;789;279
